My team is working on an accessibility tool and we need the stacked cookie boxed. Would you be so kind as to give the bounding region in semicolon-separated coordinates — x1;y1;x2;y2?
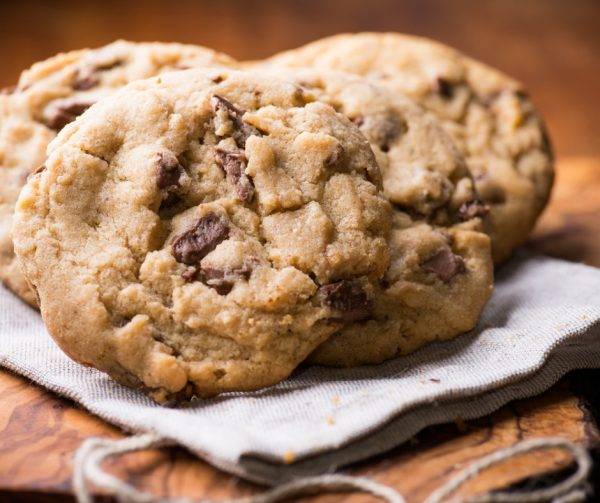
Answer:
1;34;552;403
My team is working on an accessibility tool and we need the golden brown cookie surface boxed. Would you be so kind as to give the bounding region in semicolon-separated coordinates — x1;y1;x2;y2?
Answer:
258;32;554;264
13;68;391;400
256;68;493;366
0;40;237;306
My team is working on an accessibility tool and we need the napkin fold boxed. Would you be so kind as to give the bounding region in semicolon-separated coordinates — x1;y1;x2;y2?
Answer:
1;252;599;484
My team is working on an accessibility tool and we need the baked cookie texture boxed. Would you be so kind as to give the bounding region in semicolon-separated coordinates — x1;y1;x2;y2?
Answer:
0;98;54;306
261;68;492;366
0;40;237;306
258;32;554;264
13;68;392;401
312;219;492;366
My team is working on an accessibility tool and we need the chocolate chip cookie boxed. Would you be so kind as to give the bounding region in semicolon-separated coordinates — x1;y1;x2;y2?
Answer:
0;40;237;306
310;220;493;366
13;68;391;401
260;68;493;366
258;33;554;263
269;68;484;225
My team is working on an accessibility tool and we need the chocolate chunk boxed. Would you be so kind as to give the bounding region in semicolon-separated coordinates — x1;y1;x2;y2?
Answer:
172;213;229;265
215;148;255;202
155;152;182;189
187;259;257;295
45;98;95;131
325;144;344;167
434;77;454;99
72;58;123;91
360;113;406;152
159;192;181;211
515;89;530;100
181;266;198;282
215;259;256;282
458;199;489;221
421;249;466;283
211;95;259;148
211;95;243;119
199;267;230;294
94;59;124;72
155;152;184;212
73;70;100;91
317;280;371;322
72;64;100;90
351;115;365;127
378;115;406;152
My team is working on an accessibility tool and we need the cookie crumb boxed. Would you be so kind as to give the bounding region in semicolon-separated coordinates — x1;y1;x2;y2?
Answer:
283;451;296;464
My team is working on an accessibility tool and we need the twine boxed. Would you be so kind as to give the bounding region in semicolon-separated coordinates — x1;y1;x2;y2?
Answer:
424;437;592;503
73;434;591;503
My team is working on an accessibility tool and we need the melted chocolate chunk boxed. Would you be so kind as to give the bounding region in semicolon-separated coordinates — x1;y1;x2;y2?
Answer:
156;152;182;189
211;95;259;148
172;213;229;265
156;152;183;212
45;99;95;131
317;280;371;322
421;249;466;283
434;77;454;99
185;259;257;295
458;199;489;221
199;267;231;294
215;148;255;203
72;58;124;91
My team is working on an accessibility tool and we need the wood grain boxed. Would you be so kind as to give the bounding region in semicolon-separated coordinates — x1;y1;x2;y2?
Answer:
0;365;597;502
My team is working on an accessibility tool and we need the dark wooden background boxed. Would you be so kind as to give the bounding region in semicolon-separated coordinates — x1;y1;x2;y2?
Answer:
1;0;599;158
1;1;600;500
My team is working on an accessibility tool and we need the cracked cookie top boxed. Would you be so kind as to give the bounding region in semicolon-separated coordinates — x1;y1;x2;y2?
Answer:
0;40;237;306
253;69;493;366
309;219;493;366
264;68;484;226
13;68;391;402
258;32;554;263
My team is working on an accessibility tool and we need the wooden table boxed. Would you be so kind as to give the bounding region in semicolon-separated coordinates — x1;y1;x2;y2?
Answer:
1;1;599;501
